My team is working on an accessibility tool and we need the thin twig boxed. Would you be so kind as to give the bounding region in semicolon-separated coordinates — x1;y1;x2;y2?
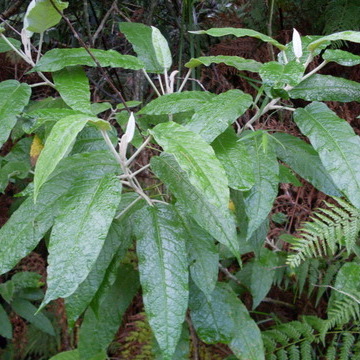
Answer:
92;1;116;46
142;69;161;97
126;136;152;166
115;196;142;219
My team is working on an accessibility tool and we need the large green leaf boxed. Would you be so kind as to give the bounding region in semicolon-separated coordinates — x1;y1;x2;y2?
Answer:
119;22;166;73
192;28;286;50
53;66;92;114
0;303;12;339
65;194;141;327
78;265;139;360
272;132;340;196
42;174;121;306
138;91;215;115
0;152;118;276
190;282;264;359
0;161;30;193
32;48;143;72
185;89;253;143
0;80;31;148
289;74;360;102
11;298;55;336
176;206;219;298
237;248;278;309
294;102;360;208
212;128;254;191
151;26;172;70
151;154;239;258
241;133;279;240
308;31;360;51
134;204;189;360
259;61;304;88
150;121;230;210
323;49;360;66
185;55;262;72
33;114;104;199
24;0;68;35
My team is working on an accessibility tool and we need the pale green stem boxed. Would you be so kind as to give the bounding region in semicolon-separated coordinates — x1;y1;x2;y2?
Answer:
142;69;161;97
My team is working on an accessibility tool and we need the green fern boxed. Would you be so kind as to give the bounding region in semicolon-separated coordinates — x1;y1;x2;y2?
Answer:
286;198;360;268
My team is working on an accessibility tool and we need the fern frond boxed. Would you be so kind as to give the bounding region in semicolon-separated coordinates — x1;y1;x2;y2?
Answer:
287;199;360;268
339;332;355;360
327;297;360;330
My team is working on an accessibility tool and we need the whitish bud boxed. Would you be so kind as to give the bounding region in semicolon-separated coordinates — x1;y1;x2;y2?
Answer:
292;28;303;62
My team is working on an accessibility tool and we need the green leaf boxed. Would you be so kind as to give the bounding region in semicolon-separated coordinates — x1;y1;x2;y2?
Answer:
294;102;360;208
0;303;12;339
78;265;139;360
260;61;304;88
138;91;214;115
150;121;230;211
190;282;265;360
185;89;253;143
11;298;55;336
151;26;172;70
0;37;21;53
33;114;102;199
49;350;80;360
191;27;286;50
0;152;118;276
42;174;122;306
65;220;125;327
176;206;219;298
289;74;360;102
24;0;68;35
237;248;278;309
273;132;340;196
241;133;279;240
0;80;31;148
53;66;92;114
278;164;302;187
32;48;143;72
308;31;360;51
151;154;239;259
185;55;262;72
323;49;360;66
119;22;164;73
134;204;189;360
212;128;255;191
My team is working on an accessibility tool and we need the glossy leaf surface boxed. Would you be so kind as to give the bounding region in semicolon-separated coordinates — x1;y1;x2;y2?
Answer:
24;0;68;34
323;49;360;66
151;154;239;257
78;265;139;360
289;74;360;102
294;102;360;208
185;55;262;72
134;204;189;360
32;48;143;72
49;350;80;360
185;89;253;143
0;80;31;148
308;31;360;51
33;114;102;199
53;66;92;114
119;22;164;73
260;61;304;88
212;128;255;191
151;26;172;70
192;27;286;50
43;174;121;306
241;133;279;240
138;91;214;115
273;132;340;196
150;121;230;210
